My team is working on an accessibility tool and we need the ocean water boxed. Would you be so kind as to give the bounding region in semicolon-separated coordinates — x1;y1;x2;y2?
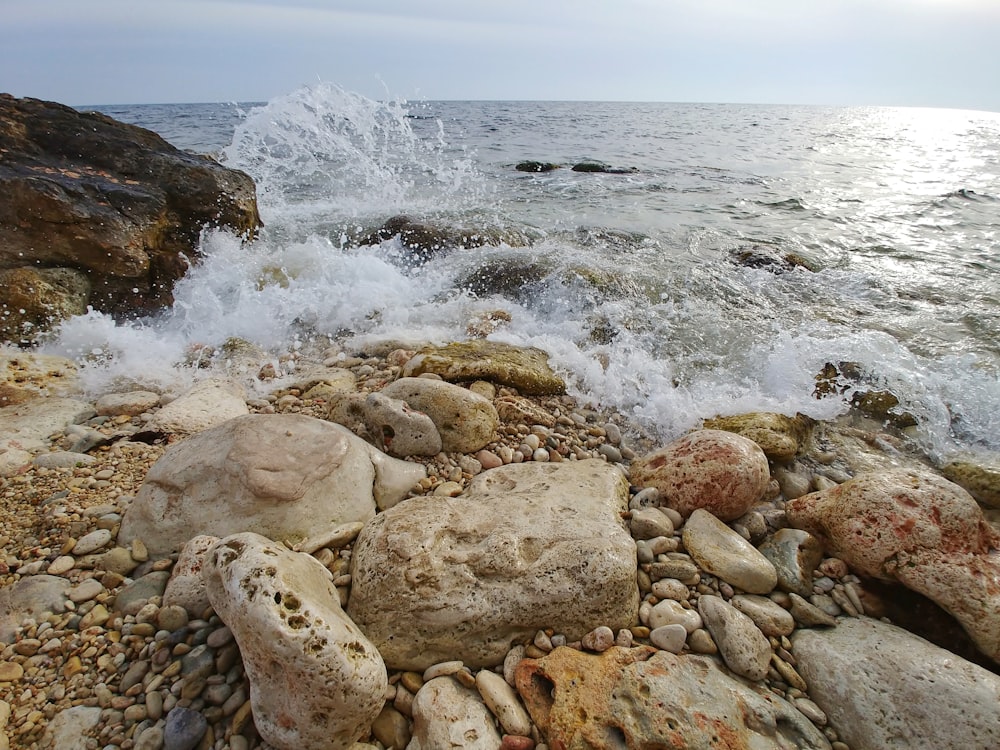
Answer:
53;84;1000;464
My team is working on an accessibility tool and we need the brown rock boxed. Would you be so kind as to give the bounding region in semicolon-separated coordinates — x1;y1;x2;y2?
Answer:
0;94;261;327
401;340;565;395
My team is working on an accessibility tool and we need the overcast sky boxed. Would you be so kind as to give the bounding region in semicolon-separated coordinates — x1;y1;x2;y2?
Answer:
3;0;999;112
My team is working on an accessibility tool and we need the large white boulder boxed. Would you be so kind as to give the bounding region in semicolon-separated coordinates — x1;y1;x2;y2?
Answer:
347;460;639;670
119;413;425;555
203;533;387;750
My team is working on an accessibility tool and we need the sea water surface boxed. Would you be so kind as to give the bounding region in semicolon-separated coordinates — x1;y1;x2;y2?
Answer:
56;84;1000;464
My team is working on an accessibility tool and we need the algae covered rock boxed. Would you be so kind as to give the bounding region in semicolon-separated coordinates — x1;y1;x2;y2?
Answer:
401;340;565;395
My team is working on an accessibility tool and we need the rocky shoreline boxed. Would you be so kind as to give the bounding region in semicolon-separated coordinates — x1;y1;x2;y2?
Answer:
2;340;1000;750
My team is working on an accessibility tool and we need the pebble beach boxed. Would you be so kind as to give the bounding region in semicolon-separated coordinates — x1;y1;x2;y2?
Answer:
3;337;999;750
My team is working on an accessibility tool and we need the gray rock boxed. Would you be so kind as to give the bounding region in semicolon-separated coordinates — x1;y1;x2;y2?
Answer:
112;571;171;615
793;616;1000;750
164;706;207;750
682;508;778;594
758;528;824;597
730;594;796;637
698;595;772;681
32;451;96;469
380;377;499;453
119;413;425;555
348;460;638;670
362;391;443;457
72;528;113;555
0;575;70;642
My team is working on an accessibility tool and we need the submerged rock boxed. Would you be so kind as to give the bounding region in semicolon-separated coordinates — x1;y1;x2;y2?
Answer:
118;413;425;555
347;460;638;670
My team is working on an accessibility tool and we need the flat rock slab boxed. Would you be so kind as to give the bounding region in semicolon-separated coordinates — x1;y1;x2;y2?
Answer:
347;459;638;670
119;413;424;556
793;616;1000;750
514;645;830;750
400;340;565;395
0;397;96;453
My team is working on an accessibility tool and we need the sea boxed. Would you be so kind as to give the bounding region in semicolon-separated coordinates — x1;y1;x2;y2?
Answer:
48;83;1000;466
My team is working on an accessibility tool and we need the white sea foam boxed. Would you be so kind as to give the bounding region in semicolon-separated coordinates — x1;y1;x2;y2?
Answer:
40;85;1000;462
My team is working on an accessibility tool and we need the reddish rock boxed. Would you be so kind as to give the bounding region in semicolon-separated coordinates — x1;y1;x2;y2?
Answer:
629;429;771;520
787;468;1000;663
514;645;829;749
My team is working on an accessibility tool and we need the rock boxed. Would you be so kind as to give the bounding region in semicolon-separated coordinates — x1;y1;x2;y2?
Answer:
41;705;102;750
786;468;1000;662
647;599;701;633
0;352;79;407
380;377;499;453
72;528;113;555
941;458;1000;508
698;595;772;681
285;365;357;401
702;412;814;462
514;646;830;749
788;593;838;628
162;536;219;617
629;506;674;540
793;616;1000;750
163;705;208;750
112;571;171;615
681;509;778;594
515;161;559;172
0;266;90;344
0;396;95;460
571;161;637;174
757;528;824;597
649;623;688;653
147;378;249;436
360;214;528;264
408;676;502;750
203;533;387;750
361;391;442;457
95;390;161;417
348;460;638;670
0;94;261;325
32;451;96;469
401;340;565;395
0;574;70;642
730;594;796;637
119;413;424;555
629;429;771;520
371;705;411;749
475;668;533;736
494;395;556;428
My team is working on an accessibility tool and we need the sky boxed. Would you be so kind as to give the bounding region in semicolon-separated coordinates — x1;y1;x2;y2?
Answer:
2;0;1000;112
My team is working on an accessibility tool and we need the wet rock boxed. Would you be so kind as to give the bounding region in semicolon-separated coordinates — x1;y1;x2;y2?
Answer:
204;532;387;750
401;340;565;395
0;351;79;406
787;468;1000;662
682;508;777;594
119;413;424;555
0;266;90;344
630;429;771;521
941;458;1000;508
793;616;1000;750
515;161;559;172
514;645;830;749
571;161;637;174
348;460;638;670
380;377;499;453
409;676;502;750
0;93;261;324
757;527;824;597
702;412;814;463
95;389;161;417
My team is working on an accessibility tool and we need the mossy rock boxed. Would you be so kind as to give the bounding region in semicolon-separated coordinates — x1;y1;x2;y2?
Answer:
516;161;560;173
400;341;565;395
941;460;1000;509
702;412;816;463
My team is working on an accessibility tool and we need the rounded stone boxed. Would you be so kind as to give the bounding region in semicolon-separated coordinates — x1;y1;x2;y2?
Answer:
629;429;771;520
682;509;778;594
698;595;772;681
